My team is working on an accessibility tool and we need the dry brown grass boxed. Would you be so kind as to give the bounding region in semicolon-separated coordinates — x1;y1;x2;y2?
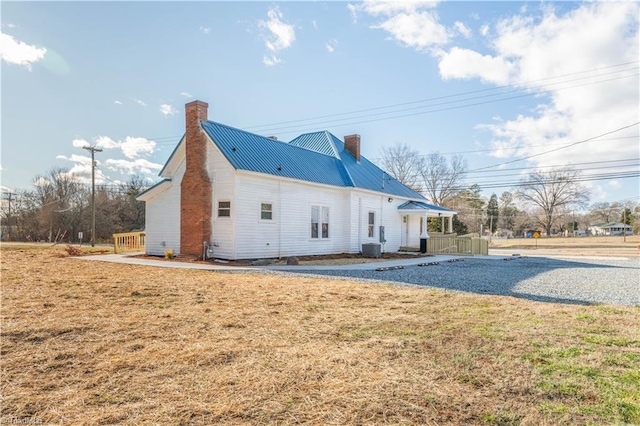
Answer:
491;235;640;258
2;246;639;425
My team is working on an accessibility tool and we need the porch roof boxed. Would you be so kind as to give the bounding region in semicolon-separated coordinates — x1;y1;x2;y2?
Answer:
397;201;456;216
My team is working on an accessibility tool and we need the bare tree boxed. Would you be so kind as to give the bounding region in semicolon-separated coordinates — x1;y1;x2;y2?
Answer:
420;153;467;206
379;143;423;191
514;167;590;236
589;202;621;223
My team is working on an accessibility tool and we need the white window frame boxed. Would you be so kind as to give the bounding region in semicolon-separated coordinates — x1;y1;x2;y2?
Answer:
260;202;273;221
311;205;330;240
367;211;375;238
217;200;231;218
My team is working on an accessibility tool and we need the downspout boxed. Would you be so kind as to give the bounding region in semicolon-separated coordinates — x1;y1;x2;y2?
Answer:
278;179;282;258
358;197;362;251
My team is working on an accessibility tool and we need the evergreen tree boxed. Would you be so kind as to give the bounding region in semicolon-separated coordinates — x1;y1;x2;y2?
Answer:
486;193;499;234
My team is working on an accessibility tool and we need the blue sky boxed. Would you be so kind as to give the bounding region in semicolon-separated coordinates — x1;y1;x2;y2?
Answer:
1;1;638;206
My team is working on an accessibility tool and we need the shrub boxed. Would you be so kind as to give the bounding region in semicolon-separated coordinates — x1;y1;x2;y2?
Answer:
64;244;83;257
164;249;175;260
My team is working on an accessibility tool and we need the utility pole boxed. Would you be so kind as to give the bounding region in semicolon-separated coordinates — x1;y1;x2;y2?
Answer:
623;208;627;242
82;145;103;247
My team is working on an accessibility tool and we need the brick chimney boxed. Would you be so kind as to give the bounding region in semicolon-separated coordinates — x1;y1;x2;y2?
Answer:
344;134;361;162
180;100;212;256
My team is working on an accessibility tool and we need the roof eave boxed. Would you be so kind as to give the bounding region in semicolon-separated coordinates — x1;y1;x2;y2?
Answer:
136;179;172;201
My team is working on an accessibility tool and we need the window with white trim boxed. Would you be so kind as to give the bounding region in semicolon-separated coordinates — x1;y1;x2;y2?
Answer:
311;206;330;239
368;211;375;238
218;201;231;217
260;202;273;220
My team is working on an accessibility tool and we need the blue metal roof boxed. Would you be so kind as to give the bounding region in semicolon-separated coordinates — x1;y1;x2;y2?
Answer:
397;201;456;213
201;121;352;187
327;134;425;199
200;121;425;200
289;131;339;157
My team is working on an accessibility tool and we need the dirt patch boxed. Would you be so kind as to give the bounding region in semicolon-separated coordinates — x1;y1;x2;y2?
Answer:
135;251;429;266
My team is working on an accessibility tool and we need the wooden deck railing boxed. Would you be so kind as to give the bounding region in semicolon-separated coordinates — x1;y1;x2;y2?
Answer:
113;231;145;254
427;236;488;255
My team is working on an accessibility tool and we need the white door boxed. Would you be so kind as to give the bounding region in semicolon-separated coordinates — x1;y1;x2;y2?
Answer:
401;215;409;247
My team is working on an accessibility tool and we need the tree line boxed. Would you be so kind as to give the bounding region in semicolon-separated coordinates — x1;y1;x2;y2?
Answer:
1;156;637;243
380;143;638;237
1;167;146;243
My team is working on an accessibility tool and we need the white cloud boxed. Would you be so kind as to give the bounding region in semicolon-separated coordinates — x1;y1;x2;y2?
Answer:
133;98;147;107
120;137;156;159
180;92;192;98
0;31;46;70
114;100;122;105
56;153;92;166
160;104;179;116
347;4;359;24
311;20;318;30
609;180;621;189
262;55;281;67
453;21;472;39
72;139;90;148
258;7;296;66
34;177;51;187
480;24;490;36
0;185;14;194
199;26;210;35
437;47;514;84
105;158;162;175
77;135;156;159
350;1;449;50
438;2;639;175
95;136;120;150
373;10;449;49
325;39;338;53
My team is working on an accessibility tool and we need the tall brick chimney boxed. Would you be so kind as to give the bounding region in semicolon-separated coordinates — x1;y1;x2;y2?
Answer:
180;100;212;256
344;134;361;162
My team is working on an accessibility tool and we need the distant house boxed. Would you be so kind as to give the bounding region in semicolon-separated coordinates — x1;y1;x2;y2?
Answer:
588;222;633;236
137;100;456;259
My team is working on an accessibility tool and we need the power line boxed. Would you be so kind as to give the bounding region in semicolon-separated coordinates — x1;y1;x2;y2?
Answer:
143;61;639;144
390;158;640;182
251;72;639;135
470;122;640;171
243;61;639;130
367;135;639;159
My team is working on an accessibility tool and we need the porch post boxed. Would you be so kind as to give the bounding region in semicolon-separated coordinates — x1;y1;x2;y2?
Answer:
441;216;445;233
448;216;453;233
420;211;429;253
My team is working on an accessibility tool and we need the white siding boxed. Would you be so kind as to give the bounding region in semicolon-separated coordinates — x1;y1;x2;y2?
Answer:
144;160;184;256
207;141;236;259
349;191;411;253
234;172;349;259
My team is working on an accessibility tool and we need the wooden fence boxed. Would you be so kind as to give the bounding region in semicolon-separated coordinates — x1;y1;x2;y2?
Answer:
113;231;145;254
427;236;488;255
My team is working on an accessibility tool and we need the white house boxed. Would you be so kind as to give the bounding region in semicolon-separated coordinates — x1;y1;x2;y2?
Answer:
588;222;633;236
137;100;456;259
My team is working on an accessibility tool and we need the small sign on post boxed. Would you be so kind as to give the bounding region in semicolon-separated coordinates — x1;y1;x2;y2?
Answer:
78;232;83;245
533;231;540;248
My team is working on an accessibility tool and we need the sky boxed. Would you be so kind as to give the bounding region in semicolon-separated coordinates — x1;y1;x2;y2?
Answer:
1;1;639;207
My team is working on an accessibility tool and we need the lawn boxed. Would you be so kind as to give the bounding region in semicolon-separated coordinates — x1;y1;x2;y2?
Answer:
1;245;639;425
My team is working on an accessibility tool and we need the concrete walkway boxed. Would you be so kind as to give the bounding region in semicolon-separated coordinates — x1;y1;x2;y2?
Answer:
75;252;491;271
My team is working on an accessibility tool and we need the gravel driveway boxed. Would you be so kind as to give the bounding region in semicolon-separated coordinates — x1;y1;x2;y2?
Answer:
287;256;640;306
